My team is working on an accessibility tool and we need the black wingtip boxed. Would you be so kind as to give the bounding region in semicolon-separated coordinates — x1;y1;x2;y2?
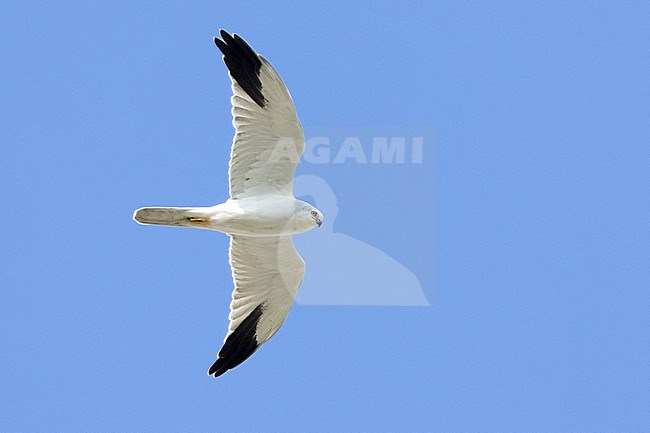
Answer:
213;29;266;108
207;304;265;378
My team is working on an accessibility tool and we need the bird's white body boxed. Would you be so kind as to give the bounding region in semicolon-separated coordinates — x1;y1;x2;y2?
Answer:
212;197;320;236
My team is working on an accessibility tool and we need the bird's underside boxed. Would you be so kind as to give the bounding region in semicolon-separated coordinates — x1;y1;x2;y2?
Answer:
133;30;323;378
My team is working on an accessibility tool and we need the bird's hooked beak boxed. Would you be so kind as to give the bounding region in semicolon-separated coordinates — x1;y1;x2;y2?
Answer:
314;215;323;227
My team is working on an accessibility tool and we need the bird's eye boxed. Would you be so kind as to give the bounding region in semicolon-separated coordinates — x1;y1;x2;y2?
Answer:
310;211;318;217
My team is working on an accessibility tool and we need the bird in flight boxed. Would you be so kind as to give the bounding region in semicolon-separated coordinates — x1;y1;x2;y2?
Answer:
133;30;323;378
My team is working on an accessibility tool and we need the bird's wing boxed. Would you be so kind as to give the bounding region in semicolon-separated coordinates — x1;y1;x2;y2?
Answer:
208;235;305;377
214;30;305;199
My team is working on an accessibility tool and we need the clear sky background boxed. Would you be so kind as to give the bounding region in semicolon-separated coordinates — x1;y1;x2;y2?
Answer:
1;1;649;432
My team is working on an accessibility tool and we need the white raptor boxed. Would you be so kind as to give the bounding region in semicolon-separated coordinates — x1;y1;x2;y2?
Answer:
133;30;323;378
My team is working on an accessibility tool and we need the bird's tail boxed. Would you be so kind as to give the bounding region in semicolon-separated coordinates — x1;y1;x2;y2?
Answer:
133;207;210;228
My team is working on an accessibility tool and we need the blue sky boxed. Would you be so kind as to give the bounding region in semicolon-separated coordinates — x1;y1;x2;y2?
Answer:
1;1;649;432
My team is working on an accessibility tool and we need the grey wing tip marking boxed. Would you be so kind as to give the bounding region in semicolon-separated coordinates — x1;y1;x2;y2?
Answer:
208;303;265;378
213;29;267;108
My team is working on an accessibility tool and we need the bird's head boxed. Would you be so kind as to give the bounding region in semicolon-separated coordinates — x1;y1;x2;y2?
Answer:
296;201;323;230
310;208;324;228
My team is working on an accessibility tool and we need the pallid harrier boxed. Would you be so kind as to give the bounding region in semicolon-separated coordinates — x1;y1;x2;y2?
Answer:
133;30;323;378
